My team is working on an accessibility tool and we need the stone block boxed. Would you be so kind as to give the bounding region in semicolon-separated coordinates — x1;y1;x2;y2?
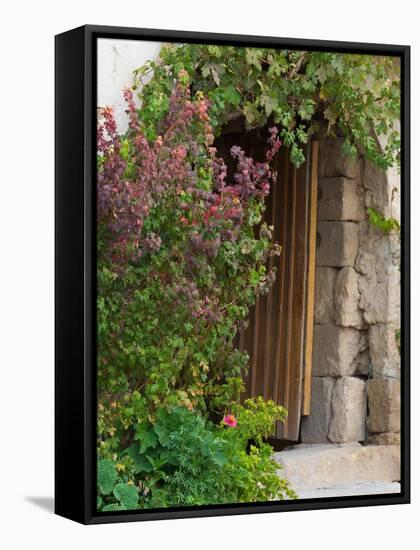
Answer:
300;377;335;443
358;223;391;261
356;222;400;326
328;377;367;442
355;344;370;376
314;267;338;324
388;270;401;324
363;158;390;212
358;275;389;324
367;379;400;434
355;249;376;275
318;138;361;179
368;432;401;446
334;267;364;328
318;177;366;221
316;221;358;267
369;323;401;378
312;325;364;377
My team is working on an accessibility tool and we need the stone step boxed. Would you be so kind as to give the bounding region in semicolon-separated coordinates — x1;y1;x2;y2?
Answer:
274;442;400;495
294;481;401;500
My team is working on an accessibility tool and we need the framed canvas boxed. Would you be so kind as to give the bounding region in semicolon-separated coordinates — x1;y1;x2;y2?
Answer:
55;25;410;525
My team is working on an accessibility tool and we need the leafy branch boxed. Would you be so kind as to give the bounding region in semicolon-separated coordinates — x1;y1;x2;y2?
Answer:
133;45;400;169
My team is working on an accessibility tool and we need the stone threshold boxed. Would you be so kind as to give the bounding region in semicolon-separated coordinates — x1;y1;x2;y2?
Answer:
274;442;400;498
292;481;400;500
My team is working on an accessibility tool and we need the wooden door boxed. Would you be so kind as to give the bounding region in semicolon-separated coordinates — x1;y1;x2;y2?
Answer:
216;126;318;441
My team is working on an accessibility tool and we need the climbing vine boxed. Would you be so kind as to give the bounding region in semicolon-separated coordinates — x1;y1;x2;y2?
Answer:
133;44;400;168
367;207;400;236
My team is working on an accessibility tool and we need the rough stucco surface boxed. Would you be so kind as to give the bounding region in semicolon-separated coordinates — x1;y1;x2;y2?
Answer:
97;38;162;133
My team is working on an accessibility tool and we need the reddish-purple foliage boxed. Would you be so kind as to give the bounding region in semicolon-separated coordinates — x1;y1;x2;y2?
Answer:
97;82;281;324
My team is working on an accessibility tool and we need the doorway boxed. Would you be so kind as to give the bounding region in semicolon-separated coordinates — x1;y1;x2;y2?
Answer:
216;123;319;440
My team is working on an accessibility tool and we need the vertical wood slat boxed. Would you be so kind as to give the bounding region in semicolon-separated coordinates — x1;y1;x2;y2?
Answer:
250;295;260;396
302;142;319;416
244;305;255;396
262;155;278;399
273;151;294;439
280;165;297;437
283;151;311;439
273;153;289;407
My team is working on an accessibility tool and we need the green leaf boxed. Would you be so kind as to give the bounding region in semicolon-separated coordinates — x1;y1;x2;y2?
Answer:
159;448;179;466
249;269;261;286
224;85;241;106
120;138;130;160
243;102;260;126
208;45;223;58
290;144;305;167
296;126;308;144
201;64;211;78
113;483;139;509
316;64;328;84
125;443;154;473
367;208;400;234
298;99;315;121
183;322;193;333
210;66;221;86
245;49;262;70
97;459;117;495
134;421;158;453
259;94;277;117
153;408;183;446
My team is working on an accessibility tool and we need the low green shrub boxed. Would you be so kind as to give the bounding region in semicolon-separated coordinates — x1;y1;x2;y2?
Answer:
98;397;295;510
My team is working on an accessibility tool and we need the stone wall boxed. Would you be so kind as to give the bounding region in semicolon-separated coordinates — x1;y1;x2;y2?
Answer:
301;136;400;445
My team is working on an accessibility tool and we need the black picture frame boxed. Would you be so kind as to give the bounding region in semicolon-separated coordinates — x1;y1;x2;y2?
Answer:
55;24;410;525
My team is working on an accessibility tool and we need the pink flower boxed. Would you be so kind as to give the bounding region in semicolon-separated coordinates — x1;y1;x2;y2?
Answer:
223;414;238;428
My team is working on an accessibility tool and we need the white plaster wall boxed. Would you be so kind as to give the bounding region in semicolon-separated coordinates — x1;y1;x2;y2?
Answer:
98;38;162;133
